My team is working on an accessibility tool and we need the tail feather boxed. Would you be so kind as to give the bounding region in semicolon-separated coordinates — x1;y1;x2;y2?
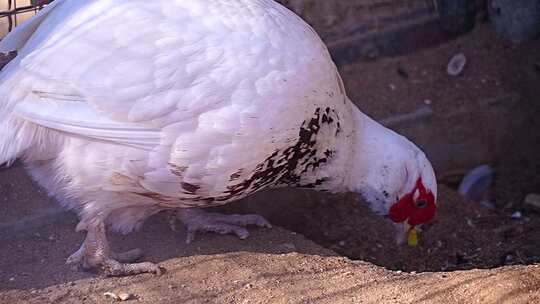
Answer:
0;1;68;166
0;117;58;166
0;68;60;165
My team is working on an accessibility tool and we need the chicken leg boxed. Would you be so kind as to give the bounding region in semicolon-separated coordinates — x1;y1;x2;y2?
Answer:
66;220;162;276
170;209;272;243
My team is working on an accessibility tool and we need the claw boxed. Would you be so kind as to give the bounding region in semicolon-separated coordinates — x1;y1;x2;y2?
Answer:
66;245;84;265
218;214;273;228
185;222;250;243
68;221;162;276
102;259;163;277
174;209;271;243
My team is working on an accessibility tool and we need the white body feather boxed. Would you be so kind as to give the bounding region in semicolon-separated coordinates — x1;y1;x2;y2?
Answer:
0;0;436;233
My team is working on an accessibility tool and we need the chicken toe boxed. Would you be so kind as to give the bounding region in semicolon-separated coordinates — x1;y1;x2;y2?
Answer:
173;209;272;243
67;221;162;276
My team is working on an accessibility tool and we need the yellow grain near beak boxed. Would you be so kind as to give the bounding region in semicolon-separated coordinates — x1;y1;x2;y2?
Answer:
407;228;418;246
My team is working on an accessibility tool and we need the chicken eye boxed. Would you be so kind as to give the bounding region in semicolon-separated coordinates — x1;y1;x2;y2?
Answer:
415;199;427;208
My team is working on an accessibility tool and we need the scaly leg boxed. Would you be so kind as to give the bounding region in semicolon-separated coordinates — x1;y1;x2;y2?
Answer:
170;209;272;243
66;221;162;276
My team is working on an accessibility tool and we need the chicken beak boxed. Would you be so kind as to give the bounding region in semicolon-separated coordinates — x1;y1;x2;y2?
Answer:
395;222;416;246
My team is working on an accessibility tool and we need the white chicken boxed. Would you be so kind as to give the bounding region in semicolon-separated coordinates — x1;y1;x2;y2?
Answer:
0;0;437;276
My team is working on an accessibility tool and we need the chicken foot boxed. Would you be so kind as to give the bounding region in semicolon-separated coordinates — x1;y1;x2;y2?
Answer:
66;221;162;276
169;209;272;243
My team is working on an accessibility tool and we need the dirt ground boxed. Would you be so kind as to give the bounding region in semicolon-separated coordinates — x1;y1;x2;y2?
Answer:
1;23;540;303
1;165;539;304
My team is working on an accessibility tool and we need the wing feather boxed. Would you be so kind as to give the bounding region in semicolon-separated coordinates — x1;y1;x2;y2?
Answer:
14;99;161;150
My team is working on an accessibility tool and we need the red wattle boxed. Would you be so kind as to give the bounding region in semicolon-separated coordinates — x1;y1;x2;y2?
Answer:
388;193;415;223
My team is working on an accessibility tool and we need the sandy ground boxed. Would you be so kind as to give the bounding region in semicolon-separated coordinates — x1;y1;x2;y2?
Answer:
1;21;540;304
0;164;539;304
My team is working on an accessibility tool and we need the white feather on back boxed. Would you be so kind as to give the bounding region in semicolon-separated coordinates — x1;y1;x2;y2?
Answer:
0;0;358;232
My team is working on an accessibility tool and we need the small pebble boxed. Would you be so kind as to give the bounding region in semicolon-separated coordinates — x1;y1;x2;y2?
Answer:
104;292;119;300
389;84;396;91
424;99;432;105
458;164;493;202
103;292;132;301
511;211;522;219
338;240;347;247
244;283;253;289
397;66;409;78
524;193;540;211
480;200;495;209
118;293;131;301
447;53;467;76
9;277;15;282
395;270;402;274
